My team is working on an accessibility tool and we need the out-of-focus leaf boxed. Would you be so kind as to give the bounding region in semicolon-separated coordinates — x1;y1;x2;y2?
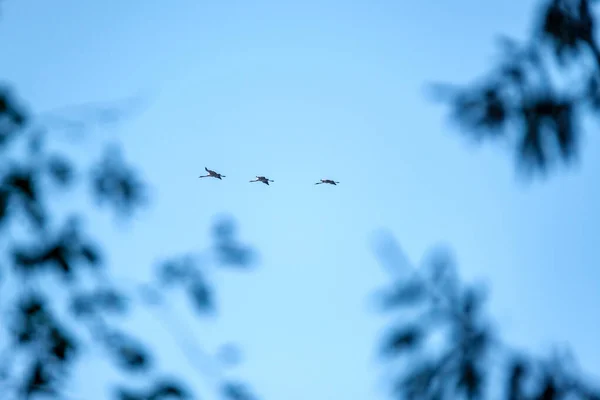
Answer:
45;245;72;277
0;87;28;149
46;155;74;187
451;85;509;135
117;380;190;400
188;278;213;314
49;326;78;363
71;288;128;317
70;292;95;318
380;279;426;309
535;372;560;399
212;217;255;268
0;188;10;227
539;0;594;62
115;388;144;400
96;287;128;314
456;359;483;399
148;380;190;400
518;96;577;173
12;247;42;275
117;344;149;372
27;130;44;155
507;357;528;400
22;360;54;397
22;200;46;228
14;295;46;345
398;361;439;400
6;170;35;202
381;325;424;356
106;333;151;373
80;243;102;268
222;381;256;400
213;217;236;241
91;145;147;218
460;286;487;320
157;259;192;286
216;243;254;268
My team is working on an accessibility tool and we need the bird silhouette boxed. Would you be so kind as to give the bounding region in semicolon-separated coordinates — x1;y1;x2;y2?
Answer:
315;179;339;185
250;176;274;185
199;167;225;180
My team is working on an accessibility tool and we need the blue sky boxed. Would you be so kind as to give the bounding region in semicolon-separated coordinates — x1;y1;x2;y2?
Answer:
1;0;599;399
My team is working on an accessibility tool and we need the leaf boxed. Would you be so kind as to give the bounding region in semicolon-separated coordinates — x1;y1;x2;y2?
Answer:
46;155;73;186
0;188;10;227
70;293;95;318
106;333;151;373
398;361;438;400
44;245;72;277
115;388;144;400
380;280;426;309
12;247;42;275
216;243;254;268
15;295;45;344
535;372;560;400
80;243;102;267
188;278;213;314
381;325;424;356
213;217;236;241
457;359;483;399
157;259;192;286
507;357;528;400
48;327;78;363
96;287;128;314
148;380;190;400
23;360;54;397
222;381;256;400
117;344;150;372
91;145;147;217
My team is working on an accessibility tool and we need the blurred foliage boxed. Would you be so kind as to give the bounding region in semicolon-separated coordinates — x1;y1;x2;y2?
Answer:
374;232;600;399
3;0;600;399
0;84;260;400
430;0;600;178
408;1;600;394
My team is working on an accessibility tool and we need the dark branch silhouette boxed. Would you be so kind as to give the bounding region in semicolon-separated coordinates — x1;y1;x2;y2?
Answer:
0;84;261;400
373;231;600;400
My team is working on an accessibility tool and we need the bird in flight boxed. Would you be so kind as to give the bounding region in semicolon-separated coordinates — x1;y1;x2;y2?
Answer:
315;179;339;185
250;176;274;185
199;167;225;180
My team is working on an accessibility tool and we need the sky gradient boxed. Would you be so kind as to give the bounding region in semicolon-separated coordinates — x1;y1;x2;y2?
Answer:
1;1;599;399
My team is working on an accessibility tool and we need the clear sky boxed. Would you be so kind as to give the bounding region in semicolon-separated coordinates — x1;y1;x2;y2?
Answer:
1;0;599;399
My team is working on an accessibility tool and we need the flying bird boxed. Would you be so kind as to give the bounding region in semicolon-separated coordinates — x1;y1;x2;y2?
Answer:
315;179;339;185
199;167;225;180
250;176;274;185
